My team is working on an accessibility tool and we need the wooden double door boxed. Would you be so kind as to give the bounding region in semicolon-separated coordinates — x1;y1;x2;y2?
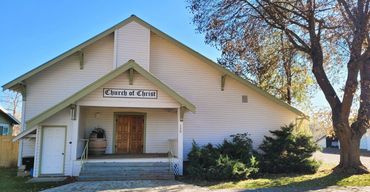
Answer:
115;115;144;154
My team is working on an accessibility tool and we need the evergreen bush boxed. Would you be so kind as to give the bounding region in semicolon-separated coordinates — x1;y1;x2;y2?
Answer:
187;133;259;180
259;124;320;174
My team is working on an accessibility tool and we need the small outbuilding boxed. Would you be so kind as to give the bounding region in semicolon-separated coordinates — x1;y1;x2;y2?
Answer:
0;106;20;136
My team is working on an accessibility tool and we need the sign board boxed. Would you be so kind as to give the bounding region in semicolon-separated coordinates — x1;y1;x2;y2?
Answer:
103;88;158;99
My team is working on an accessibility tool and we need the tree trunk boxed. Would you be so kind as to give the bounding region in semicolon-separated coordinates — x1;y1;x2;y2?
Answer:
334;127;368;173
335;56;370;173
310;39;367;173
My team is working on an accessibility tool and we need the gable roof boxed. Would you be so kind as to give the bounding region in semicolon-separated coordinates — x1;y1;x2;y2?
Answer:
26;60;196;130
0;106;20;125
2;15;305;117
13;60;195;142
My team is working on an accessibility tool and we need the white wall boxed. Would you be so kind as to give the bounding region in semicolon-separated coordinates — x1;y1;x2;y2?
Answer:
25;35;114;121
33;108;72;177
115;21;150;69
78;70;179;109
21;138;35;157
317;137;326;149
32;106;178;177
79;107;177;154
149;33;299;158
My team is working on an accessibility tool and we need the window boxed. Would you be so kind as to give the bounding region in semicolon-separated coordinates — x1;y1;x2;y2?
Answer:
0;124;10;135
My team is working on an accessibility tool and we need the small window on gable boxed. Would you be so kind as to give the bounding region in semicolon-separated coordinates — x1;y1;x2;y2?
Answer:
0;124;9;135
242;95;248;103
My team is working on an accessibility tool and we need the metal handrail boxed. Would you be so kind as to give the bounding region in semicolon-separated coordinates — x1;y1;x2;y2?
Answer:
80;139;89;166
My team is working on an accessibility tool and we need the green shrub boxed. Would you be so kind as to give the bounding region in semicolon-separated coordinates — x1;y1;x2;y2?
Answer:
259;124;320;174
187;133;259;180
218;133;254;163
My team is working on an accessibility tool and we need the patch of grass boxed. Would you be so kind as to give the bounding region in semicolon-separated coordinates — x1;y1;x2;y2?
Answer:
181;164;370;190
337;174;370;186
0;168;70;192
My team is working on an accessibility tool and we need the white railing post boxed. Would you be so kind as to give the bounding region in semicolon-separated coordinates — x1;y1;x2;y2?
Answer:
18;99;27;167
177;107;184;175
71;105;80;160
70;105;80;175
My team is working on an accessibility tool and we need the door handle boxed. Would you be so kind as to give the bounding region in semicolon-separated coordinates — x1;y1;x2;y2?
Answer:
62;152;64;155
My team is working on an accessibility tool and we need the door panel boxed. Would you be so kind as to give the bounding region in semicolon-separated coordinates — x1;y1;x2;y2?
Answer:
41;127;65;175
116;115;144;154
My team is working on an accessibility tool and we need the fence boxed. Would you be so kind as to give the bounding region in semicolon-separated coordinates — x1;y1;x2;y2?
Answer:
0;135;18;167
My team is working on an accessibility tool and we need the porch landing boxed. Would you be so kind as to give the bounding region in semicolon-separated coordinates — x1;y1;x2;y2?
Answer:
86;153;168;159
79;153;169;163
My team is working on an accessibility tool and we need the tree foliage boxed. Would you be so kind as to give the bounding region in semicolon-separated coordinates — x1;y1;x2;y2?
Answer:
188;0;370;173
0;90;21;118
188;0;315;106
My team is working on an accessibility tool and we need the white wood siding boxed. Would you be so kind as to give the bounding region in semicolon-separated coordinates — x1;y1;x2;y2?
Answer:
79;107;177;154
115;21;150;69
21;138;35;157
149;33;299;158
77;71;179;108
33;127;41;177
33;109;72;177
25;35;114;121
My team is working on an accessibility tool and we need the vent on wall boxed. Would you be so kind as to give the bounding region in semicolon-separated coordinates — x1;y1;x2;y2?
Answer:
242;95;248;103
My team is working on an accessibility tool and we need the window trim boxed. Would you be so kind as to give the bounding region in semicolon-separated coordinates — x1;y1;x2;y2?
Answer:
0;123;10;135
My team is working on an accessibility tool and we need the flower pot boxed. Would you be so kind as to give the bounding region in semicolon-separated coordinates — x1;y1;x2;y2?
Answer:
89;138;107;155
88;128;107;155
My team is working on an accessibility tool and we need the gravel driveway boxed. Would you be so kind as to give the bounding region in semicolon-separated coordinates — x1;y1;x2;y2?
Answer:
313;148;370;168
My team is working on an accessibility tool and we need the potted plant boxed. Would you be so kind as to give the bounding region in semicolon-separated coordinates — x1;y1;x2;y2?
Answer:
88;128;107;155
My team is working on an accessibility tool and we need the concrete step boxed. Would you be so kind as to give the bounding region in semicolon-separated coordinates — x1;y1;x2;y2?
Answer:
78;174;174;181
81;168;170;174
84;165;170;171
82;162;170;167
79;162;174;181
80;170;173;176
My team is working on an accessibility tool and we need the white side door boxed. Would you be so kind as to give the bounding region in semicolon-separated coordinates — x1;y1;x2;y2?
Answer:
41;127;66;175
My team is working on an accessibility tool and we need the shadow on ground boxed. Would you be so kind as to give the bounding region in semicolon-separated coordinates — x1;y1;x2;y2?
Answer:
181;171;364;192
240;172;350;192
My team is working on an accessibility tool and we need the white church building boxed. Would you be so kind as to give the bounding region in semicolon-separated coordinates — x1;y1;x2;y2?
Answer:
3;15;307;179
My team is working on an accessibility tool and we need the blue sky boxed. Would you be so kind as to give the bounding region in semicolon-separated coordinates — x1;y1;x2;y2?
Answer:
0;0;328;111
